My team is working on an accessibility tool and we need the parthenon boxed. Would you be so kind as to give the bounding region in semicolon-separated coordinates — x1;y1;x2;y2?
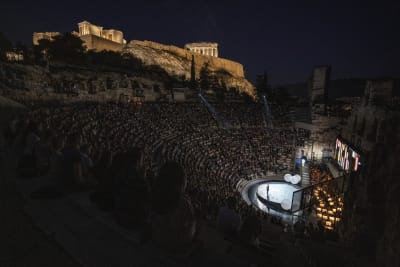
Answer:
184;42;218;57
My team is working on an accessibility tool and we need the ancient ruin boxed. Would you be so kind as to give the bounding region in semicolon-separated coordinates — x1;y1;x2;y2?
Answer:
184;42;218;57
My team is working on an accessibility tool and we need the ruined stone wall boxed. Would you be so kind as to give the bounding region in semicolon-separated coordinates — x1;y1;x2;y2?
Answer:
80;35;124;52
339;111;400;266
0;63;163;103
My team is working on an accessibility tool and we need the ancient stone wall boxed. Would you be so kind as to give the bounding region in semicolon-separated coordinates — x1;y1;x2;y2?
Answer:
80;35;124;52
0;63;164;103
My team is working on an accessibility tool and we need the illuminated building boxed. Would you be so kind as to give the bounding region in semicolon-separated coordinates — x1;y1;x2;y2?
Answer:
184;42;219;57
33;21;126;52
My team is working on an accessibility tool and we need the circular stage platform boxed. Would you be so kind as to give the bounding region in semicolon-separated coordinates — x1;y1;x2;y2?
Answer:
239;176;305;223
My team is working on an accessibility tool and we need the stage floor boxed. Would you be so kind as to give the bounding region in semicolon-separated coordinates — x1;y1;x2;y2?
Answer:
241;176;304;223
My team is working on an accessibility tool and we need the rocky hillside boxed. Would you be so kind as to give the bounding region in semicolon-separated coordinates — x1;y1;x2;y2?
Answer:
125;40;255;96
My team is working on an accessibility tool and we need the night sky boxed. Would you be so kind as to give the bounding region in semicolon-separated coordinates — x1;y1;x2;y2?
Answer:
1;0;399;85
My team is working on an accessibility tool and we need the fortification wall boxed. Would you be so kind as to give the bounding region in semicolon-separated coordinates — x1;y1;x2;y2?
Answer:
81;35;124;52
129;40;244;78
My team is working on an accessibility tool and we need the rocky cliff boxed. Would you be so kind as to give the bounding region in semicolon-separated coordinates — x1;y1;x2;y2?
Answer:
124;40;255;96
0;39;255;102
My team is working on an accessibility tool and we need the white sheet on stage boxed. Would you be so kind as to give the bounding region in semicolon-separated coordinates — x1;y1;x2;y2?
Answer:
284;173;301;185
280;199;291;210
257;182;301;210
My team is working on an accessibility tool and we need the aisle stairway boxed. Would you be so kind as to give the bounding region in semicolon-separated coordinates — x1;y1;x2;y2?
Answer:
301;162;311;186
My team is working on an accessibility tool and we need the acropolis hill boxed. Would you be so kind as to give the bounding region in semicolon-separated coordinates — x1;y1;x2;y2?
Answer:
29;20;254;99
125;40;253;94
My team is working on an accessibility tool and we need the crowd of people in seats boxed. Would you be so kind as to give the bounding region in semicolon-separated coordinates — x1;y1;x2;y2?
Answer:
13;100;313;253
310;165;334;184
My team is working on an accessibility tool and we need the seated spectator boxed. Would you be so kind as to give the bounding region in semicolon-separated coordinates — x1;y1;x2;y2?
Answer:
90;150;114;211
48;135;65;181
24;121;41;156
93;149;113;188
18;121;41;177
29;135;66;199
113;148;149;229
62;132;84;190
239;213;262;248
80;144;94;180
216;196;241;241
34;129;53;175
151;161;196;254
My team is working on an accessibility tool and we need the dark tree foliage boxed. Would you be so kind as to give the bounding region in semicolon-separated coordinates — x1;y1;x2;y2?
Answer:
47;33;85;63
274;86;290;104
189;55;198;89
199;62;211;91
0;32;13;61
85;50;142;71
33;38;52;63
255;71;273;101
15;41;28;59
31;33;146;72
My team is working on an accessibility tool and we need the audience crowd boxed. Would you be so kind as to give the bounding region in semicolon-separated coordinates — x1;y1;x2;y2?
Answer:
11;100;331;254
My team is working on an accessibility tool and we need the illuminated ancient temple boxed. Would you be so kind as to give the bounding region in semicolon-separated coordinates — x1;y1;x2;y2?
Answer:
33;21;126;52
184;42;218;57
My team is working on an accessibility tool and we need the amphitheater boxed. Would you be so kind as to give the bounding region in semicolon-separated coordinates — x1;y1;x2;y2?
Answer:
1;20;384;267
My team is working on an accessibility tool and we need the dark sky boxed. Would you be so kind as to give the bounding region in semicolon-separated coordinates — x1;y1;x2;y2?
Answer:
1;0;399;85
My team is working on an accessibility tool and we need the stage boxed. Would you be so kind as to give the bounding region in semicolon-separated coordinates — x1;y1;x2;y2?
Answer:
239;176;305;223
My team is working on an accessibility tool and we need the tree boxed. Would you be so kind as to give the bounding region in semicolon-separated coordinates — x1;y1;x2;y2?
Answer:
48;32;85;63
274;86;290;104
15;41;29;62
33;38;52;62
0;32;12;61
199;62;211;91
189;55;198;89
255;71;269;100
